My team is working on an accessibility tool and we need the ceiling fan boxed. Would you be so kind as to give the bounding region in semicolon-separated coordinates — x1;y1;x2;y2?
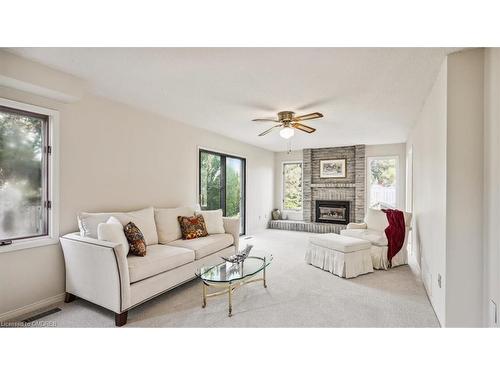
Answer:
252;111;323;139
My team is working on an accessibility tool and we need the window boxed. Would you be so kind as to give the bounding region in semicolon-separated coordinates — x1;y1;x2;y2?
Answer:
0;99;58;251
282;162;303;211
199;149;246;235
367;156;398;209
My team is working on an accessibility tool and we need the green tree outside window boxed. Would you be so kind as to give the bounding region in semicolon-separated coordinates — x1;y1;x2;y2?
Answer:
283;162;302;210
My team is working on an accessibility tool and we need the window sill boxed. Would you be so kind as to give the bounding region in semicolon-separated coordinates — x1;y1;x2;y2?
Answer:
0;236;60;254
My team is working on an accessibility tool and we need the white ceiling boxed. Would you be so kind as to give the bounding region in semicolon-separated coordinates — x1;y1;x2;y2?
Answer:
8;48;459;151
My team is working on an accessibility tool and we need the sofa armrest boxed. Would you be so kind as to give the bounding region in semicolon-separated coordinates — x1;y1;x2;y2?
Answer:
346;222;368;230
60;232;131;313
223;217;240;252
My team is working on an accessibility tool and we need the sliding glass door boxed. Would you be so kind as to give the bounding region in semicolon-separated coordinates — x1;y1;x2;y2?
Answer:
199;149;246;235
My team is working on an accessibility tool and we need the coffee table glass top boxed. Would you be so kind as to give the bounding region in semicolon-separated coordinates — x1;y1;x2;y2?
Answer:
197;255;272;283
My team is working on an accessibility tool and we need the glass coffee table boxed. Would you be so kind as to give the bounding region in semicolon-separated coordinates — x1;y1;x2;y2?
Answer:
196;255;272;317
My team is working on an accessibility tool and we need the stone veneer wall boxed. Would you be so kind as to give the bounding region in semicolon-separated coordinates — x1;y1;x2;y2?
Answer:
303;145;365;230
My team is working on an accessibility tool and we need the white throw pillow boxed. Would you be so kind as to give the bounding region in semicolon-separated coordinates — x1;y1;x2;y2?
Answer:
364;208;389;232
364;208;412;231
195;209;225;235
97;216;130;254
154;206;198;244
78;207;158;245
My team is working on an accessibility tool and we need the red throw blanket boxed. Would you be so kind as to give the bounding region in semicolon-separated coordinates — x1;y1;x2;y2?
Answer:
381;209;406;267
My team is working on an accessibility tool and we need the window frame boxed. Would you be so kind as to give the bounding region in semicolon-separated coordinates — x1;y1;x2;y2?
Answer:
366;155;399;210
0;98;59;253
281;161;303;213
197;147;246;236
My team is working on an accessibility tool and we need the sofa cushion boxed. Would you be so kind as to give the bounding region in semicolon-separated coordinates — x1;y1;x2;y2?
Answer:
154;206;199;244
127;244;195;283
169;233;234;260
340;228;388;246
195;209;225;235
78;207;158;245
97;216;129;254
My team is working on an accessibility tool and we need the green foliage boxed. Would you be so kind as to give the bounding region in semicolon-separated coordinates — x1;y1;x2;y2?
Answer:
200;153;242;218
283;163;302;210
200;153;221;210
0;111;43;203
225;161;241;218
369;159;396;187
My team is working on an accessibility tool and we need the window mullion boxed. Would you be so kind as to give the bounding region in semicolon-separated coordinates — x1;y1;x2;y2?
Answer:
220;156;227;216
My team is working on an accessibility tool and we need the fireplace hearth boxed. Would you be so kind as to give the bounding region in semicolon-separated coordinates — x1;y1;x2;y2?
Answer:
315;200;350;225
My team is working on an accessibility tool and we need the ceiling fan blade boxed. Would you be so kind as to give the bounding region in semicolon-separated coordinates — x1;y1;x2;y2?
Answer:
292;122;316;133
252;118;279;123
292;112;323;121
258;125;280;136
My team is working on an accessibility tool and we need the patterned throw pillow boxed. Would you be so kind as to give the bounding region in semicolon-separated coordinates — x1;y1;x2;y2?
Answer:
177;214;208;240
124;222;147;256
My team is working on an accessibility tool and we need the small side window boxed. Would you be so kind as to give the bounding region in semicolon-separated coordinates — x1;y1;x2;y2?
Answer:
0;105;50;244
283;162;303;211
367;156;399;209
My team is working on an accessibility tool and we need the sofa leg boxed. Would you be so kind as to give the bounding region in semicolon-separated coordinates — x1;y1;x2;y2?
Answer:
64;292;77;303
115;311;128;327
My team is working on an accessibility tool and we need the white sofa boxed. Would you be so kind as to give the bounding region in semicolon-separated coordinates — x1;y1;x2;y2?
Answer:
340;208;412;270
60;206;239;326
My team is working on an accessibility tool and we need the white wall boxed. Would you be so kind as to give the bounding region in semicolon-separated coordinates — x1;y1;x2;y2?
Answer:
273;150;303;220
445;49;484;327
0;55;275;318
365;143;406;210
407;49;486;327
406;60;448;325
483;48;500;327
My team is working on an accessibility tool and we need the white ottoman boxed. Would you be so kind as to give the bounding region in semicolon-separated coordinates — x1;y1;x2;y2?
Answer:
305;233;374;278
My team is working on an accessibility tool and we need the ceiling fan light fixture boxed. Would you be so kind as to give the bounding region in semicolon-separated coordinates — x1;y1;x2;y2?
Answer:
253;110;321;138
279;127;295;139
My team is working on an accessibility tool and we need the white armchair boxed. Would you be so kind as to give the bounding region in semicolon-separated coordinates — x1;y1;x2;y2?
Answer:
340;208;412;269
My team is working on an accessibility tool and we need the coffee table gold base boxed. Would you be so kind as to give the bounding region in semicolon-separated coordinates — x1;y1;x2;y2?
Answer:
201;270;267;317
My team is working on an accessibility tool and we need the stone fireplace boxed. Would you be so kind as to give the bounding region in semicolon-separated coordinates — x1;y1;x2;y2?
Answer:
303;145;366;233
269;144;366;234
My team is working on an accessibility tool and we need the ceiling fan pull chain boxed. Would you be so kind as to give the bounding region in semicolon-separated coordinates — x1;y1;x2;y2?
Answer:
287;139;292;154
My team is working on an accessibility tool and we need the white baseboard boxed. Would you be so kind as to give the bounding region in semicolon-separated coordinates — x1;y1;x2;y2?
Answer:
0;293;66;322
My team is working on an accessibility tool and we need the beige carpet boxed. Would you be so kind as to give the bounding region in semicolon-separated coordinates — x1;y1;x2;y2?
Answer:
36;229;440;327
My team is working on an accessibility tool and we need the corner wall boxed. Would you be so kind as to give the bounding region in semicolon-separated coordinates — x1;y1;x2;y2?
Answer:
406;60;448;324
445;49;484;326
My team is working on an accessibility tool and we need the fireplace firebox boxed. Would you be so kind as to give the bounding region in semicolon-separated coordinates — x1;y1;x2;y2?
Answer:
315;200;350;225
